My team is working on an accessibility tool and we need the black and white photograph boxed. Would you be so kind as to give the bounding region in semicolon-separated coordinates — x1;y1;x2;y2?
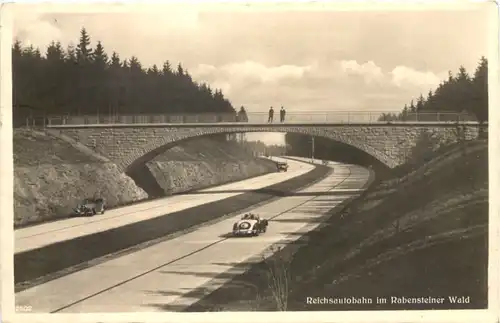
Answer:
0;0;498;321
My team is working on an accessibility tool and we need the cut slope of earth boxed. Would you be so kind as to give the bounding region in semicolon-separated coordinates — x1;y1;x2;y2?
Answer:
186;139;488;311
14;129;275;227
146;140;275;196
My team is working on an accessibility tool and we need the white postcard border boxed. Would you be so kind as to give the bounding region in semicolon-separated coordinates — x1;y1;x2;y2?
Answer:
1;1;499;322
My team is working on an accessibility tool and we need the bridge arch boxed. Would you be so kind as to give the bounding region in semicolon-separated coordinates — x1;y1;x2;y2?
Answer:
121;126;395;173
51;123;484;173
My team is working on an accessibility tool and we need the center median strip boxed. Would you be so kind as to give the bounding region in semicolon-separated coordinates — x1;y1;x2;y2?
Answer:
15;162;331;290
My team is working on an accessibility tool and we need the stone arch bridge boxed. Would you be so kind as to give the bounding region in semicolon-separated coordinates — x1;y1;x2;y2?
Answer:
45;122;485;173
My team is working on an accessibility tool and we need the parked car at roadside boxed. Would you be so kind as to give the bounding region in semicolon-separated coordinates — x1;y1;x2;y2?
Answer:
73;197;106;216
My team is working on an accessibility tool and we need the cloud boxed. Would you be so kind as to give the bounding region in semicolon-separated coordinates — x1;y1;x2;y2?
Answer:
193;61;311;84
340;60;384;83
13;12;62;48
194;63;217;76
210;81;232;95
227;61;311;83
390;66;445;88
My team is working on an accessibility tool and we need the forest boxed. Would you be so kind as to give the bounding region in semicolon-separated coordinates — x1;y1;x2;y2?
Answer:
12;27;236;127
285;57;489;163
377;58;488;123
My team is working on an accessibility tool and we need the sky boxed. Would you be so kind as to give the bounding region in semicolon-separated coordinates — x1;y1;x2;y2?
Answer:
10;2;494;144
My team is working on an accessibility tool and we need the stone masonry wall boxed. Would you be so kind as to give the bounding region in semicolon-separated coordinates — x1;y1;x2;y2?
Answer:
53;124;485;170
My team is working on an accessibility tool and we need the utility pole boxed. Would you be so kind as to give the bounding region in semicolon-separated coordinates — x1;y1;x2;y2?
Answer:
311;136;315;163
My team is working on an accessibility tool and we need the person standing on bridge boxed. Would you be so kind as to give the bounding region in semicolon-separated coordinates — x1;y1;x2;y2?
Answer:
268;106;274;123
280;106;286;122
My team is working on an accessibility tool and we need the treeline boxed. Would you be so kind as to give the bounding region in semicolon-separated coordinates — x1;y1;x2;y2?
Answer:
287;57;488;166
378;57;488;123
12;27;235;126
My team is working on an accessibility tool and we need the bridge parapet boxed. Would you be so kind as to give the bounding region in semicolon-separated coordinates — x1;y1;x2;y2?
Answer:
22;111;479;127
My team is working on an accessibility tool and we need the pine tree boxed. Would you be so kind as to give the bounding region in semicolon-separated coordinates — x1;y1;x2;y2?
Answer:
109;52;122;116
454;65;473;114
23;44;36;57
447;70;454;84
12;40;23;117
401;104;409;120
76;27;93;63
93;41;108;67
456;65;470;81
33;48;42;59
46;41;65;62
425;90;434;110
110;52;121;68
12;39;22;56
472;56;488;130
149;64;159;75
66;44;77;62
176;63;184;76
42;41;66;113
129;56;142;72
91;41;110;114
162;61;172;75
416;94;425;110
62;44;79;114
409;99;416;113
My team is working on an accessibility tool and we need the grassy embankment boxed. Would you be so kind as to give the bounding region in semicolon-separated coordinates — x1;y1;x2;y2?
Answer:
186;139;488;311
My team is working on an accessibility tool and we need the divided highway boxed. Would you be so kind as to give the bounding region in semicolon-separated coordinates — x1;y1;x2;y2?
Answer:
15;157;322;288
16;157;313;253
15;157;373;313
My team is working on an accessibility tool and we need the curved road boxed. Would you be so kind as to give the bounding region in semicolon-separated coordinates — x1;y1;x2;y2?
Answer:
15;157;314;253
16;158;372;313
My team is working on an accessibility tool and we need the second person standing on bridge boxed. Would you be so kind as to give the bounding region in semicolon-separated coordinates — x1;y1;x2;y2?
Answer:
268;106;274;123
280;106;286;122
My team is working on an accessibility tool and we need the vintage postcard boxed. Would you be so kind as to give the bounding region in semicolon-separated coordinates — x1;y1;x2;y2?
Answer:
0;0;498;322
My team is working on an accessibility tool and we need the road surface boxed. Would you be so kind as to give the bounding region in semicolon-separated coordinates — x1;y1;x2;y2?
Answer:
15;157;313;254
16;159;372;313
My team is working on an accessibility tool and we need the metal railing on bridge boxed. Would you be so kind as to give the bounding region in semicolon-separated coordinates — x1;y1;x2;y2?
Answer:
22;111;479;127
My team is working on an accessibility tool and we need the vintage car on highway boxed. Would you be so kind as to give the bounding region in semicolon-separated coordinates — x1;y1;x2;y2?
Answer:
276;161;289;172
322;160;329;165
73;197;106;216
232;213;268;236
